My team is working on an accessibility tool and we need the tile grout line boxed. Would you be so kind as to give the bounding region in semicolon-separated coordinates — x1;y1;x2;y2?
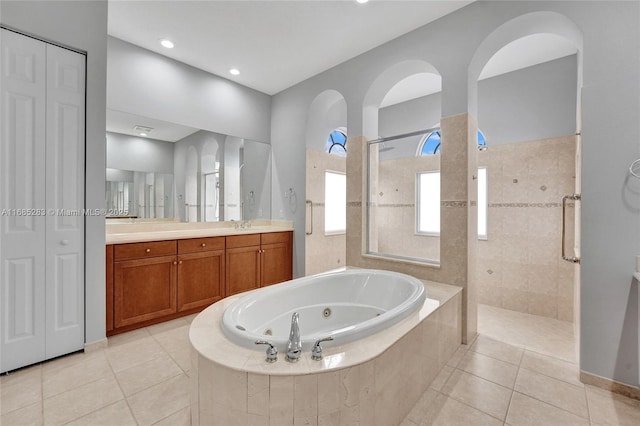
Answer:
104;346;140;426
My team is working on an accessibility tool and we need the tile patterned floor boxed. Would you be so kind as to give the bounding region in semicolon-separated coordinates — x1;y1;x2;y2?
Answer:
1;315;195;426
401;304;640;426
1;305;639;425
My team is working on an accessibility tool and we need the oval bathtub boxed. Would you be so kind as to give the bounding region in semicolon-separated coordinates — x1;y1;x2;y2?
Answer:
221;268;426;351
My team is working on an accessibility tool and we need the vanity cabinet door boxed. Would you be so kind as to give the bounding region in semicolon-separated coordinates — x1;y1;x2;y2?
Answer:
226;245;261;296
177;249;225;312
114;255;177;328
261;232;293;287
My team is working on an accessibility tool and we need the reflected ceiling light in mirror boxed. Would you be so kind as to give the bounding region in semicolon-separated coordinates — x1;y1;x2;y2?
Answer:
229;68;240;76
159;39;174;49
356;0;369;4
133;125;153;137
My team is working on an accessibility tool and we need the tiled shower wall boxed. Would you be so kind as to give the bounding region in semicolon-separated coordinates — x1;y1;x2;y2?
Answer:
477;136;577;321
305;149;346;276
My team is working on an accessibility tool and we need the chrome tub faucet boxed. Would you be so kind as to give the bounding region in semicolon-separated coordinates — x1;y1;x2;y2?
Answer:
285;312;302;362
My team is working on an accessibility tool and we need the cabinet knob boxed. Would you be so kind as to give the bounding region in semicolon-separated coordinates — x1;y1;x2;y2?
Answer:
173;261;177;265
145;248;151;253
201;243;206;247
60;239;69;246
179;260;183;265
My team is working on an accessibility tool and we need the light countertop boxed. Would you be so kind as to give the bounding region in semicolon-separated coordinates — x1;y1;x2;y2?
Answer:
106;219;293;245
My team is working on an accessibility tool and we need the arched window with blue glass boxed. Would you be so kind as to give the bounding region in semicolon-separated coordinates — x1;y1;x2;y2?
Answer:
325;128;347;156
418;129;487;155
416;128;488;239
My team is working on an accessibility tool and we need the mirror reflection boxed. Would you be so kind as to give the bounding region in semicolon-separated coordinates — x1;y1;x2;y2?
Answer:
106;109;271;221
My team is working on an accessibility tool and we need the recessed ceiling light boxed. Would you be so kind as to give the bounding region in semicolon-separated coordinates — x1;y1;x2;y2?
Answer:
356;0;369;4
160;39;174;49
229;68;240;76
139;132;148;137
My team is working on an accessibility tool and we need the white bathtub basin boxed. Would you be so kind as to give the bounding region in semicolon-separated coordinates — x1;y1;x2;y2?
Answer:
221;268;426;351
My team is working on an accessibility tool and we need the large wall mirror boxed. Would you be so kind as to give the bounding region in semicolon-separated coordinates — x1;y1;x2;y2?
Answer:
106;109;271;221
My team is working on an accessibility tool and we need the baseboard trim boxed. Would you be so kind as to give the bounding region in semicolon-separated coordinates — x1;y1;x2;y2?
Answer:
84;338;108;353
580;370;640;401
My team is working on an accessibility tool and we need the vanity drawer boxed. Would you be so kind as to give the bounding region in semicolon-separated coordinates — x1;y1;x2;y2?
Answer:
226;233;261;248
114;240;177;261
261;231;291;245
178;237;225;254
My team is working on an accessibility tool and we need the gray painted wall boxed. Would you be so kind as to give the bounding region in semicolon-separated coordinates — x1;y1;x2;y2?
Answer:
1;0;108;345
271;1;640;387
107;36;272;143
106;132;174;174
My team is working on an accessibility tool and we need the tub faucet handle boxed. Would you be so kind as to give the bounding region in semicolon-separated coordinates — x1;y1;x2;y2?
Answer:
255;340;278;363
311;336;334;361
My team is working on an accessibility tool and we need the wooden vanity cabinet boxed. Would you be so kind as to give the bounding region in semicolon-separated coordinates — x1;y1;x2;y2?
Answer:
113;241;178;329
261;232;293;287
225;231;294;295
177;237;225;312
226;234;261;296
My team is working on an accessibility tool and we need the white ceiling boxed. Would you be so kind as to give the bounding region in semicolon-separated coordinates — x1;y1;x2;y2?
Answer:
107;0;474;95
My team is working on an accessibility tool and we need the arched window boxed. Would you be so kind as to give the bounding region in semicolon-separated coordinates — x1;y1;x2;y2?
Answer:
325;129;347;156
418;129;487;155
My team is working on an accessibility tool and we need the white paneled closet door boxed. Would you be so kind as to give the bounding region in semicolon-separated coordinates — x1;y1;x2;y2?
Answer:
1;29;85;372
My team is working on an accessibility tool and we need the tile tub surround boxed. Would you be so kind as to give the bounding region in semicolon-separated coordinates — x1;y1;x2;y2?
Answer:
105;219;293;244
190;280;462;425
476;135;577;321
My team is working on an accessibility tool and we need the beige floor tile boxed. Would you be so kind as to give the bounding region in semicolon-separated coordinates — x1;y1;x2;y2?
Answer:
152;406;191;426
520;350;582;387
585;385;640;426
478;304;576;363
151;325;191;354
42;351;114;399
42;375;123;426
406;388;439;424
470;335;524;365
127;374;190;426
458;350;518;388
441;369;512;421
419;392;503;426
107;328;151;348
429;366;454;392
1;366;42;415
1;363;42;387
115;353;183;396
106;335;165;372
0;401;43;426
41;350;90;375
146;317;190;336
63;400;136;426
506;391;589;425
515;368;588;418
167;346;192;374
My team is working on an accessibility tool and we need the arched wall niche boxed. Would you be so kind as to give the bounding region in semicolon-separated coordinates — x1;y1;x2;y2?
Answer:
305;89;348;152
362;59;440;138
468;11;584;119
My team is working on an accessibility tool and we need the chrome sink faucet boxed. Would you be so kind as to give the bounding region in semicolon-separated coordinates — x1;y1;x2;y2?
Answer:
285;312;302;362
